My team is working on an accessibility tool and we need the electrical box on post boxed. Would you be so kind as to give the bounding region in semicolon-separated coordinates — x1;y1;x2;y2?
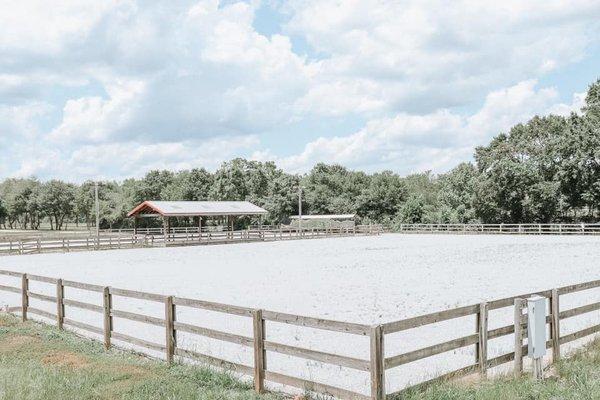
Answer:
527;296;547;359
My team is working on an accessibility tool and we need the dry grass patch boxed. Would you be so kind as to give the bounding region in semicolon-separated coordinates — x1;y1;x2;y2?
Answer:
0;313;283;400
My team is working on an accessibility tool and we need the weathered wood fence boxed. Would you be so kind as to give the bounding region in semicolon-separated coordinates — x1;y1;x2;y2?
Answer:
0;269;372;399
0;225;383;256
398;223;600;235
0;269;599;399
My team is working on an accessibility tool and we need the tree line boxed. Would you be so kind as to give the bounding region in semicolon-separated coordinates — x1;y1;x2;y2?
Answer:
1;79;598;230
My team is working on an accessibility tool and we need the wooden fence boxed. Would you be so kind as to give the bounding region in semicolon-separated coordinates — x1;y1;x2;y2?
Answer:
0;269;599;399
398;223;600;235
0;225;383;256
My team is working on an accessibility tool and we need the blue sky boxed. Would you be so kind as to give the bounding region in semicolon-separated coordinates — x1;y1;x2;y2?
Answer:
1;0;599;181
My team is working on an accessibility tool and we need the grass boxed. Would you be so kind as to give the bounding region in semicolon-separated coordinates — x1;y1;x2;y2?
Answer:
400;338;600;400
0;314;283;400
1;313;600;400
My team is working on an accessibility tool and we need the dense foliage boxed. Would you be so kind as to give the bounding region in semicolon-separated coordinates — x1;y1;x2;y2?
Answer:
1;80;599;230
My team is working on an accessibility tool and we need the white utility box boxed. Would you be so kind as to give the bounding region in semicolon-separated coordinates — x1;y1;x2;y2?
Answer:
527;296;547;359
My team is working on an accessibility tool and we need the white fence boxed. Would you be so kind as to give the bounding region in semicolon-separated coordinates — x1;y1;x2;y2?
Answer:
398;223;600;235
0;225;383;256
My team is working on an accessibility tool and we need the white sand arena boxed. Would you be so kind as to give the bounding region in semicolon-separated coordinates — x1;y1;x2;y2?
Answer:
0;233;599;395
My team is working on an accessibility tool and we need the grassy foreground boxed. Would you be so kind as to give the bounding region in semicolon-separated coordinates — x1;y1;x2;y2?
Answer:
1;313;600;400
0;314;281;400
401;339;600;400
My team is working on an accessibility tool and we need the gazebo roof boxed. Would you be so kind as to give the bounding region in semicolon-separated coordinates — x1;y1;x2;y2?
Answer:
127;201;268;217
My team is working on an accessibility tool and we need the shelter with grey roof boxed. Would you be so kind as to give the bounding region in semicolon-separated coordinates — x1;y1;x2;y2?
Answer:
127;200;268;236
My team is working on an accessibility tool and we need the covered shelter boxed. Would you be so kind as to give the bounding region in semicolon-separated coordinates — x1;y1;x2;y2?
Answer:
127;201;268;236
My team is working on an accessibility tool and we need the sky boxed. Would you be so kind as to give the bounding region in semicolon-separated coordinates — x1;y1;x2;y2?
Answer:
1;0;599;182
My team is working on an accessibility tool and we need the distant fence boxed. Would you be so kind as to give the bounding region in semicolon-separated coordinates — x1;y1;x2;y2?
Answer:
0;269;599;399
0;225;383;256
398;223;600;235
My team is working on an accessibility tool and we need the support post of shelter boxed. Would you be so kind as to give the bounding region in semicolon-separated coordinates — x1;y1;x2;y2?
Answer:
133;216;138;235
163;216;169;244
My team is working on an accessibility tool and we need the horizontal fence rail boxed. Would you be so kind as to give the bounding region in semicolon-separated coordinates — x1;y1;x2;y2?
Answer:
0;269;373;400
0;269;599;399
0;225;383;256
398;223;600;235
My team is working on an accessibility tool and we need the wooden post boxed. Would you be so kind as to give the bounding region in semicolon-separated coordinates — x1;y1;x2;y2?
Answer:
551;289;560;362
165;296;175;363
477;302;488;376
21;274;28;322
514;298;524;377
103;287;112;350
370;325;385;400
253;309;266;394
56;279;64;330
163;216;169;244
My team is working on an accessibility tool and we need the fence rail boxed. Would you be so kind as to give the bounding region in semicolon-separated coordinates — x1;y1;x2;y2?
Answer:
0;269;371;400
0;269;599;399
398;223;600;235
0;225;383;256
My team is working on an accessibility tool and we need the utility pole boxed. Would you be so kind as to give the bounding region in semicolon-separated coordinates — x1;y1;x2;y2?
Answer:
95;182;100;248
298;186;303;232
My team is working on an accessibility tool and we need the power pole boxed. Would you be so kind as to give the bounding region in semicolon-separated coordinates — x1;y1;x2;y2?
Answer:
95;182;100;247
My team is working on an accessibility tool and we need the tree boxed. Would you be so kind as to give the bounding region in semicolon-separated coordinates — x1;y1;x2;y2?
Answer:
302;163;368;215
396;194;425;223
39;180;76;230
0;178;42;229
356;171;406;222
437;163;478;223
0;197;6;228
162;169;214;201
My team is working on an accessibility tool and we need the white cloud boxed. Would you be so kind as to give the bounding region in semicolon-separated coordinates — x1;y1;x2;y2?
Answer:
285;0;600;116
0;1;599;180
0;0;117;55
10;135;259;182
264;80;583;174
49;79;146;143
27;0;312;145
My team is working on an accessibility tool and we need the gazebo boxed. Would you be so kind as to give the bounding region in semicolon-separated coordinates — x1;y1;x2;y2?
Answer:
127;201;268;237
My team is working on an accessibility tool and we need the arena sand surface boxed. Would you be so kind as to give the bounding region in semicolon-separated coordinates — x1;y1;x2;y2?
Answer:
1;233;599;395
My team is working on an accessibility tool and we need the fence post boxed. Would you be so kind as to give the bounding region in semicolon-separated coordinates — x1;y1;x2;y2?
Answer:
103;287;112;350
253;309;266;393
56;279;64;330
21;274;28;322
551;289;560;362
370;325;385;400
514;298;525;377
477;302;488;376
165;296;175;363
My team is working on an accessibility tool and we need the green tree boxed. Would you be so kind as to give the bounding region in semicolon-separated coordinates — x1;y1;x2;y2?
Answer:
437;163;478;223
302;163;369;215
39;180;76;230
356;171;406;222
396;194;425;223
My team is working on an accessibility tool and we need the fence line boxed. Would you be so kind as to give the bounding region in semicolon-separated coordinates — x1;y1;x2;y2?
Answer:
1;269;600;399
398;223;600;235
0;225;383;256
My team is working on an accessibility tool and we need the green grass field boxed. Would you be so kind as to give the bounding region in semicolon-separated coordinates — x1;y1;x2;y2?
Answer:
0;313;599;400
400;340;600;400
0;314;282;400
